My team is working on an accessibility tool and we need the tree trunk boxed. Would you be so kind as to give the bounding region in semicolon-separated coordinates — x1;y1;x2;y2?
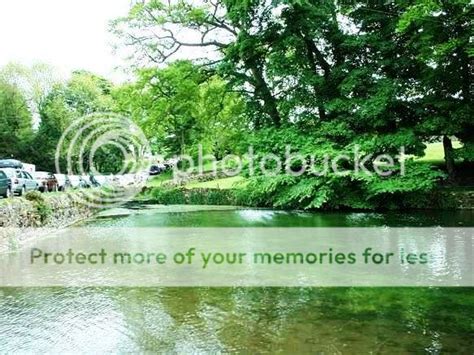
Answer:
249;65;281;127
301;34;342;121
303;37;331;79
301;34;327;120
443;135;456;181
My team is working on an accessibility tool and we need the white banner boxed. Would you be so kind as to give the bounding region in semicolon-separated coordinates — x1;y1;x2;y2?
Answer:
0;227;472;286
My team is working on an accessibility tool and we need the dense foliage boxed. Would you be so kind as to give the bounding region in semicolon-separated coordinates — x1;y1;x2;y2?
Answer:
0;81;33;160
114;61;246;157
0;0;471;209
111;0;471;209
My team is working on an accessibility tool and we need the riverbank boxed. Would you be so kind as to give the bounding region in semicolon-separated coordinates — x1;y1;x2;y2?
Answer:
0;190;102;252
0;191;103;228
139;185;474;210
1;182;472;253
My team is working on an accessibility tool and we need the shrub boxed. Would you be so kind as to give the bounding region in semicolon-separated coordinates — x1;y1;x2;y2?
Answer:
25;191;52;223
146;187;237;205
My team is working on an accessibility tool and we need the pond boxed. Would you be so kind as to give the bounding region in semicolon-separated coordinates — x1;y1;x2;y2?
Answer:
1;206;473;353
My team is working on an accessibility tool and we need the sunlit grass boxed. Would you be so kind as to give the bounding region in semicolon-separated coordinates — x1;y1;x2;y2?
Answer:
415;141;462;163
185;176;247;190
146;171;173;187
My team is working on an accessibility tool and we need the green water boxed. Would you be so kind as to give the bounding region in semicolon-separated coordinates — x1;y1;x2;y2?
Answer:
1;206;473;353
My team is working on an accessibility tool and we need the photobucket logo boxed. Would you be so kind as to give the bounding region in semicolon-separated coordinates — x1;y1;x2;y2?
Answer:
55;113;151;208
172;145;406;180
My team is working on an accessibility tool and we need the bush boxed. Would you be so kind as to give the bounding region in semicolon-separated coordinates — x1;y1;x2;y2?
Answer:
24;190;45;203
25;191;52;223
146;187;237;205
228;160;446;210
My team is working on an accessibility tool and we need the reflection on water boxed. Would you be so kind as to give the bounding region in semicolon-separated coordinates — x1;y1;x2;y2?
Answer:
90;205;474;228
0;206;473;352
1;287;473;353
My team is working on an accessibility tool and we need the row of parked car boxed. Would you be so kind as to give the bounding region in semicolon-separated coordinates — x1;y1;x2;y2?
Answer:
0;159;145;198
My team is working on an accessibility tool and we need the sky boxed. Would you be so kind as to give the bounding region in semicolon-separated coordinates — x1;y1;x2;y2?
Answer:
0;0;132;82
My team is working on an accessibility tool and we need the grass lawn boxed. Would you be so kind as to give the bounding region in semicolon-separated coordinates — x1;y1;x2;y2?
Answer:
146;171;173;187
146;163;224;187
185;176;247;190
415;141;462;164
195;161;221;173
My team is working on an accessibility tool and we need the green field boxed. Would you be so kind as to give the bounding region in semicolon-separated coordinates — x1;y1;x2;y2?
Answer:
146;171;173;187
185;176;246;190
415;142;461;163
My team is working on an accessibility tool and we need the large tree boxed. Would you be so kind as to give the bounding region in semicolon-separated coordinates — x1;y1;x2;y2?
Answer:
112;0;284;127
114;60;245;157
0;81;34;160
0;62;60;127
396;0;473;179
111;0;471;208
31;71;118;172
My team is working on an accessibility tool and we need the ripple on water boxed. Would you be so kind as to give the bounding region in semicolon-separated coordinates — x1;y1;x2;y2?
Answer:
1;207;473;352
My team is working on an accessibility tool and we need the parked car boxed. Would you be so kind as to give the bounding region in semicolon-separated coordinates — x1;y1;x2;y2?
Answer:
88;174;101;187
109;175;121;185
80;175;92;189
164;158;179;170
0;168;39;196
0;170;11;198
149;164;166;175
33;171;58;192
68;175;89;189
68;175;81;189
94;175;113;186
54;174;71;191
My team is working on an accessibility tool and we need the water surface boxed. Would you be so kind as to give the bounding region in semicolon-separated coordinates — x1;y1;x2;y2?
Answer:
1;206;473;353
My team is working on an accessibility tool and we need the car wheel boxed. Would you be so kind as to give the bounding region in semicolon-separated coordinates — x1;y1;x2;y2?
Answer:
18;186;26;196
3;188;12;198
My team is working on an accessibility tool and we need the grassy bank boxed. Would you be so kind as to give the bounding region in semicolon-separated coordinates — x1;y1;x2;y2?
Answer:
140;187;240;206
140;185;474;211
141;140;473;210
185;176;247;190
